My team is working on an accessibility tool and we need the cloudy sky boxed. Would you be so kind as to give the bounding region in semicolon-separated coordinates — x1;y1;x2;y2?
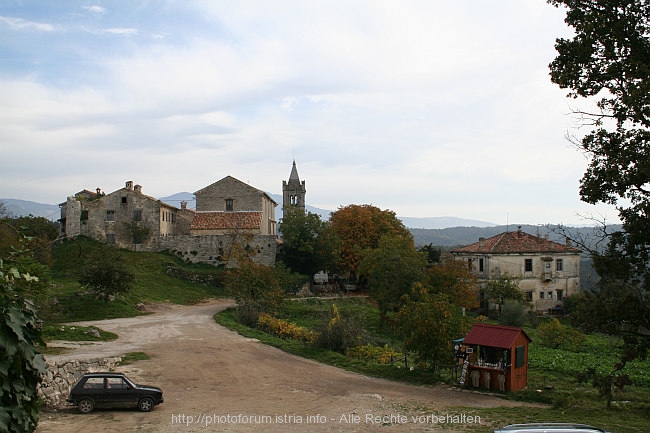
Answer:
0;1;620;226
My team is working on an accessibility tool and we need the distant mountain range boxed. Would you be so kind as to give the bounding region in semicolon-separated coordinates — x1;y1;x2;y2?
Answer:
156;192;497;229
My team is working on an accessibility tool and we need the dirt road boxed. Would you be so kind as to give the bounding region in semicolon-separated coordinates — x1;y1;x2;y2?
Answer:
37;300;531;433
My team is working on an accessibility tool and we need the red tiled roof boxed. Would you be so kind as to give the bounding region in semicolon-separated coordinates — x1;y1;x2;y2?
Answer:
191;211;262;230
450;230;581;254
463;323;531;348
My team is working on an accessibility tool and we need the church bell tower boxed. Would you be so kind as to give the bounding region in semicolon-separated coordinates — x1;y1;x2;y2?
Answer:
282;160;306;212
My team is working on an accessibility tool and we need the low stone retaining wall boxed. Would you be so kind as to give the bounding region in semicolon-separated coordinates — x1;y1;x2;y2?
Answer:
39;357;121;408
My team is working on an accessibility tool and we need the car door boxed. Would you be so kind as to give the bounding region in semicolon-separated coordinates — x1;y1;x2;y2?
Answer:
77;377;105;406
104;377;137;408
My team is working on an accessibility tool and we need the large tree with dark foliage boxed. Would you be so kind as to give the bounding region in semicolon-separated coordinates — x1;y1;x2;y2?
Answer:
548;0;650;403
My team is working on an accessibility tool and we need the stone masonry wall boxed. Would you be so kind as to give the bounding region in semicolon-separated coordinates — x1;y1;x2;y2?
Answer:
38;357;121;409
155;234;277;267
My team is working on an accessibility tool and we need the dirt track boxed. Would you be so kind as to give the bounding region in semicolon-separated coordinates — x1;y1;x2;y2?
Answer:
37;300;532;433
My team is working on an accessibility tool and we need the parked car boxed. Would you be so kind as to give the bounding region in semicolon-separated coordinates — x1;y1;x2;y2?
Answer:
67;372;164;413
494;424;613;433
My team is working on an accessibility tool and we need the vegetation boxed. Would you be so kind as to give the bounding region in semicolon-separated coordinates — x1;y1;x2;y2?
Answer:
78;247;136;302
278;208;340;276
0;233;46;433
548;0;650;407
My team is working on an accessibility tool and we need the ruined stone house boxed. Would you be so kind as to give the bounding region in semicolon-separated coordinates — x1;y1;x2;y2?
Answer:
59;175;280;267
450;227;582;312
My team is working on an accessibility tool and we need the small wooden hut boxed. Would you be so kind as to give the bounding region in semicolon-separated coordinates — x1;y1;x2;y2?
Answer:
460;323;531;391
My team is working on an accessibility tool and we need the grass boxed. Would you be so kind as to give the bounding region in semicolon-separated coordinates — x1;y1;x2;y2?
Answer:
45;237;227;323
41;324;118;342
117;352;151;365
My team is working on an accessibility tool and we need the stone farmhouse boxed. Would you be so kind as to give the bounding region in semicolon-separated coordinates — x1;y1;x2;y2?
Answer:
59;164;306;267
450;227;582;312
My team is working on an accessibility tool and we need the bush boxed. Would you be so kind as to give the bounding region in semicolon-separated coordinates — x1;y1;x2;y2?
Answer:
258;313;318;343
500;300;527;327
314;304;365;353
537;318;585;350
78;248;135;301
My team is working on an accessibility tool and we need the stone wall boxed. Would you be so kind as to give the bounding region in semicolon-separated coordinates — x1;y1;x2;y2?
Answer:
155;234;277;267
38;357;121;408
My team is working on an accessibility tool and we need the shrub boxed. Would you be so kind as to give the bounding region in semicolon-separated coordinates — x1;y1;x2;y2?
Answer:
314;304;365;353
500;300;527;327
346;344;403;364
537;318;585;350
257;313;318;343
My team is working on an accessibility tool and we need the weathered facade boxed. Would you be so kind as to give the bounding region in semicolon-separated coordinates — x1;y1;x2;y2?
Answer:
59;176;279;267
450;228;582;312
59;182;182;251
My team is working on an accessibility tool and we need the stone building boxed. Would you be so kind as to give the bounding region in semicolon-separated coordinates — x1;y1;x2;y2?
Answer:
59;176;279;267
282;160;306;212
450;227;582;312
59;181;183;250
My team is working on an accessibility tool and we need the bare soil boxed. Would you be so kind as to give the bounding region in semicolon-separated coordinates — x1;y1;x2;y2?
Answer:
37;300;534;433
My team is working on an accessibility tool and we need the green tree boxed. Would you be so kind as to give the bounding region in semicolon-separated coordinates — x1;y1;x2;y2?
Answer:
278;208;340;276
0;240;46;432
548;0;650;369
330;204;412;279
396;283;473;367
78;248;135;302
483;273;525;315
359;236;426;325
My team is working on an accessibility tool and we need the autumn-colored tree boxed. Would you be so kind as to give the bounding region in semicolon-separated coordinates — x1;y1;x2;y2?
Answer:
330;204;412;278
359;235;427;324
278;208;340;276
396;283;474;366
224;261;298;325
421;255;479;310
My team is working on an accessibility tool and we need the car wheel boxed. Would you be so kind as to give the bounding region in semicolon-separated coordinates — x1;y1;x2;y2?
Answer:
138;397;154;412
78;398;94;414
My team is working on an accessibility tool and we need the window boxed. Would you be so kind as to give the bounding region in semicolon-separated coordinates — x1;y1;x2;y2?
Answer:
106;210;115;221
548;291;553;299
525;259;533;272
526;291;533;301
121;196;127;204
479;258;484;272
556;259;564;271
515;345;525;368
467;258;472;271
225;199;234;211
133;209;142;221
557;290;563;301
540;291;545;299
106;234;116;244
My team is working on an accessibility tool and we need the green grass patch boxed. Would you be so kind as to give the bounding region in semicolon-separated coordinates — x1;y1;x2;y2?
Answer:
117;352;151;365
45;237;227;322
41;324;118;342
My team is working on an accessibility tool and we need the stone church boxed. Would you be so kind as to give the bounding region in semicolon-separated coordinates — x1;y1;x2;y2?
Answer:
59;162;306;267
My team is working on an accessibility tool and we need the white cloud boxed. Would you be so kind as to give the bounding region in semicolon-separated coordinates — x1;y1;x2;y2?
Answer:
0;16;55;31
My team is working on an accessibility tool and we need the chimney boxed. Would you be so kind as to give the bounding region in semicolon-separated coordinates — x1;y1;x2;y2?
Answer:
479;237;485;248
517;226;522;237
134;184;142;194
566;238;571;246
96;187;101;195
126;181;134;190
181;201;187;210
544;234;549;240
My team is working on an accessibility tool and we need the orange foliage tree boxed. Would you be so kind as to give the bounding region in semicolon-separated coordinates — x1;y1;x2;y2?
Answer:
421;254;480;310
329;204;412;279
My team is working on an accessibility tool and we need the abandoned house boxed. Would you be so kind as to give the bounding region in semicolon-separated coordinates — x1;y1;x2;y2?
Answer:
450;227;582;312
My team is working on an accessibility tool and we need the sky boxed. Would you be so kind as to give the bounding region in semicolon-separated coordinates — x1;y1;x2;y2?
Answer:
0;1;621;226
